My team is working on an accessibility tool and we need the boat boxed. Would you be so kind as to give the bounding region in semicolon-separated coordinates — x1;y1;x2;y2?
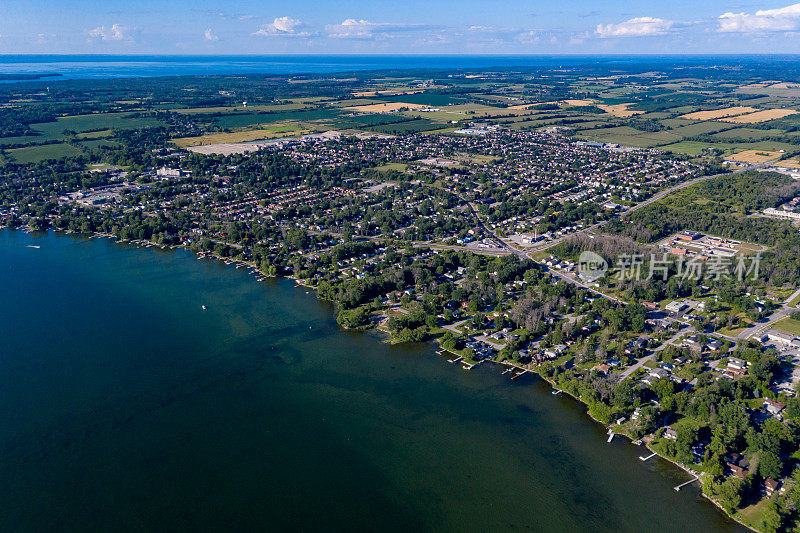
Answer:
201;305;207;310
26;245;40;249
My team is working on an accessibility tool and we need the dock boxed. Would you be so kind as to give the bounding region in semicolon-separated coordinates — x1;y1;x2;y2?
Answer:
640;452;657;462
607;430;615;443
510;370;527;380
674;476;699;491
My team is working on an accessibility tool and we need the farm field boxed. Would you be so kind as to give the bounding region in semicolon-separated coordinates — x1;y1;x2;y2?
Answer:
726;150;783;163
6;143;84;163
346;102;430;113
720;109;798;123
678;106;758;120
597;103;643;117
173;124;314;147
775;158;800;169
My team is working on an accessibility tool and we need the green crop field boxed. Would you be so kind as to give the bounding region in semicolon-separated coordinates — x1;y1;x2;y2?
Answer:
364;119;448;134
7;143;84;163
669;121;733;136
210;109;342;128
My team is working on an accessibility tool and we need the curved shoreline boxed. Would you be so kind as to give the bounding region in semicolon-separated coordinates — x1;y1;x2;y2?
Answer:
45;228;759;531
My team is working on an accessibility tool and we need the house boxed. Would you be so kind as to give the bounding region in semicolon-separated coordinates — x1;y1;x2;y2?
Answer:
642;367;669;385
729;463;748;479
625;338;647;354
706;339;724;352
650;368;669;379
765;330;800;347
684;335;704;352
726;453;750;479
764;398;787;416
676;230;702;241
764;478;781;496
593;363;611;375
665;300;689;314
642;301;659;311
663;427;678;440
727;358;748;376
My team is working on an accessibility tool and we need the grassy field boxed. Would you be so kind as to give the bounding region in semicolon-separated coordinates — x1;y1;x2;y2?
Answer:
7;143;84;163
212;109;342;128
711;128;786;140
669;121;733;136
773;317;800;336
364;119;448;134
172;124;314;147
0;113;165;147
174;103;307;114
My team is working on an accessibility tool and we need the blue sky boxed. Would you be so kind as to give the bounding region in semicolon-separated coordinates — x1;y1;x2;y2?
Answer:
2;0;800;54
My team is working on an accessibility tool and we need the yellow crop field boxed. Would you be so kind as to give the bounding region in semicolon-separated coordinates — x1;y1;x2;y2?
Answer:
720;109;798;123
598;103;644;117
726;150;782;163
678;107;758;120
775;158;800;169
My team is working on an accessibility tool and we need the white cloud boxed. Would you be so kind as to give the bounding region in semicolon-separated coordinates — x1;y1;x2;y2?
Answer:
327;19;380;39
87;23;133;41
718;3;800;32
326;19;432;39
253;17;309;37
204;28;219;42
595;17;673;38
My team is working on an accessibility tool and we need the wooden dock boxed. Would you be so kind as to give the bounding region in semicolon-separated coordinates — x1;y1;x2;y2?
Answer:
674;476;699;491
640;452;657;462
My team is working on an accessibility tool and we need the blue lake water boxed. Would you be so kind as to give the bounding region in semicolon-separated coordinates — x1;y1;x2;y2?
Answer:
0;230;747;531
1;54;796;82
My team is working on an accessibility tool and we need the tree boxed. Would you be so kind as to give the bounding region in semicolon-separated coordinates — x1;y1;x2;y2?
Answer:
760;500;785;533
714;476;745;513
759;450;783;481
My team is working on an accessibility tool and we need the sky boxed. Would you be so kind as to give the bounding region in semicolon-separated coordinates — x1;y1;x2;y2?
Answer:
2;0;800;55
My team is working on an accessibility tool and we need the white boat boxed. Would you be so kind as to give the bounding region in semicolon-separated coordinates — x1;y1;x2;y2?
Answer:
201;305;207;310
26;245;40;249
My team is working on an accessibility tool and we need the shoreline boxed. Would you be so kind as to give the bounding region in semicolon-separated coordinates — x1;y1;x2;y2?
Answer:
27;228;761;531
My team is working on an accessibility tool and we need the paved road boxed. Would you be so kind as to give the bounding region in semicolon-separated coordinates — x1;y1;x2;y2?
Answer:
737;307;795;340
786;287;800;306
620;327;692;379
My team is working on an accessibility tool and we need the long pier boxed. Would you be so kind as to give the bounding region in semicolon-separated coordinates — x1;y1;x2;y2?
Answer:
640;452;657;462
674;476;699;491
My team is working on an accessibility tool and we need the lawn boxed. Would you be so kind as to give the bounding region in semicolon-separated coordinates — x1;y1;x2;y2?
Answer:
773;317;800;336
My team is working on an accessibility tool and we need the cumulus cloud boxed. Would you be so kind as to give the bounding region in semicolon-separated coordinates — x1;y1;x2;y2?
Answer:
204;28;219;41
327;19;381;39
326;19;432;39
253;17;310;37
87;23;133;41
595;17;673;38
718;3;800;32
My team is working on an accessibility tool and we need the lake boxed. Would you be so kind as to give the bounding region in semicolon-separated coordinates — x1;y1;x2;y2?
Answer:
0;230;746;531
